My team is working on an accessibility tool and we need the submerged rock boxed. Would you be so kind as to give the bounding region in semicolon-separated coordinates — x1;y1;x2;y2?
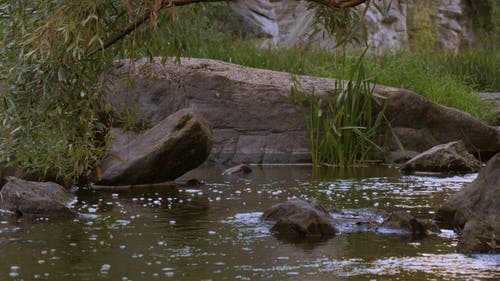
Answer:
222;164;252;175
0;178;76;217
436;153;500;254
262;199;337;238
331;208;389;233
107;57;500;164
377;211;440;236
401;141;481;174
99;109;212;185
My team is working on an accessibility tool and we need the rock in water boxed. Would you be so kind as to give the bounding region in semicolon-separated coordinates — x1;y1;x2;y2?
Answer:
401;141;481;174
262;199;337;238
0;178;76;217
99;109;212;185
436;153;500;254
377;211;440;236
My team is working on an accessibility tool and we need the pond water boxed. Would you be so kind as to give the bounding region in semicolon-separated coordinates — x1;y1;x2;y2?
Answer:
1;165;499;280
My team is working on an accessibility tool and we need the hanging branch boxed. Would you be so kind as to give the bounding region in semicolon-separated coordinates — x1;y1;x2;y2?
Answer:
90;0;370;56
309;0;368;9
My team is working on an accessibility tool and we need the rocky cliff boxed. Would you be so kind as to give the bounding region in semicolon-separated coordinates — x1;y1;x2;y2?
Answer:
230;0;478;51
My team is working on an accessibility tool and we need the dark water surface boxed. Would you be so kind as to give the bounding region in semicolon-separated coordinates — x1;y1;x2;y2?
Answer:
1;165;499;280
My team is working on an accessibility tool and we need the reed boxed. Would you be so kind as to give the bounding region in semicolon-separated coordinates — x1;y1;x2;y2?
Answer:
291;50;388;166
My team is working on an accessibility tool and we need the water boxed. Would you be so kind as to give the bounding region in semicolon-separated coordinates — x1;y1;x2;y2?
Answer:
1;165;499;280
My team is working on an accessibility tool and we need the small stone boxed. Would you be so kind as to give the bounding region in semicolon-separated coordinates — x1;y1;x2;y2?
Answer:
0;178;76;217
401;141;481;174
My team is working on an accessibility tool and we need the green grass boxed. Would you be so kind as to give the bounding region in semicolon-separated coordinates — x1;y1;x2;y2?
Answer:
432;50;500;92
141;4;499;125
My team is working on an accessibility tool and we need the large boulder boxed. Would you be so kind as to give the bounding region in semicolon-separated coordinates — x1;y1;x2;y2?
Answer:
98;109;212;185
401;141;482;174
262;199;337;238
0;178;76;217
107;57;500;164
436;153;500;254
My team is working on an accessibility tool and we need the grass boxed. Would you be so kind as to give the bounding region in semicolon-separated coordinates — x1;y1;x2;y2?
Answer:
291;50;390;166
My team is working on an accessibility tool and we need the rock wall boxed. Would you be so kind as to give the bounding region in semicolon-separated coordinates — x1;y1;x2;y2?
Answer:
230;0;476;51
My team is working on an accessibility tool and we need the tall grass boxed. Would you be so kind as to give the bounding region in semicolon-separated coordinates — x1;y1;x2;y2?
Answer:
291;51;388;166
432;50;500;92
353;52;497;123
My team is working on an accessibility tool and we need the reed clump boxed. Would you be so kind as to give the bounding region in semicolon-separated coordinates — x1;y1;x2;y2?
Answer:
291;51;390;167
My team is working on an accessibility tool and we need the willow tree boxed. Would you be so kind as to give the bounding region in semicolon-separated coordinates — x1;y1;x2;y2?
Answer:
0;0;375;185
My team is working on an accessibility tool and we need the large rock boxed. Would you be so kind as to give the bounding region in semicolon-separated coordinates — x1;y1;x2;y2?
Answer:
262;199;337;238
107;57;500;164
436;153;500;254
98;109;212;185
0;178;76;217
401;141;482;174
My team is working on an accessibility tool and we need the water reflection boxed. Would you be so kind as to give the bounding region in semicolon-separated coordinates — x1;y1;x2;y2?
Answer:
0;165;498;280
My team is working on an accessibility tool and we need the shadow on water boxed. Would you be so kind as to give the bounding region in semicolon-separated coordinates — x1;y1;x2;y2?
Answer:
0;164;498;280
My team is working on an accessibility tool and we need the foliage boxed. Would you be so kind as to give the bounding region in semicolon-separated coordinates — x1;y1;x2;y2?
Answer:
308;0;391;48
291;50;388;166
0;0;179;185
407;0;438;53
465;0;500;48
309;1;369;47
358;51;497;124
431;49;500;92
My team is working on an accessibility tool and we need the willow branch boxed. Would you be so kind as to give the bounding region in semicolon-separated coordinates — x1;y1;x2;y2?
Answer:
309;0;368;8
90;0;369;56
